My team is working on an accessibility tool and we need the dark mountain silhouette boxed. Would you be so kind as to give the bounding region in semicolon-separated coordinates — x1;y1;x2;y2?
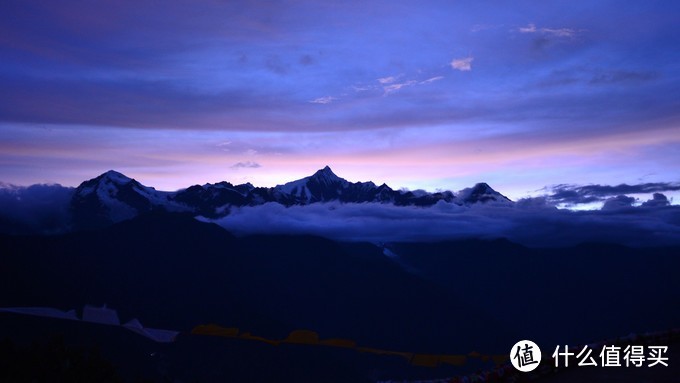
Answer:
171;181;251;217
1;211;514;381
0;211;509;350
1;212;678;381
387;240;680;348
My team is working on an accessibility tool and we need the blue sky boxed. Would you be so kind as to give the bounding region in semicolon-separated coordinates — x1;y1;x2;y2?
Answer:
0;0;678;202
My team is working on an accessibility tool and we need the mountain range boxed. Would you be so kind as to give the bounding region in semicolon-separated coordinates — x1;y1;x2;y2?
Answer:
2;168;678;382
63;166;511;230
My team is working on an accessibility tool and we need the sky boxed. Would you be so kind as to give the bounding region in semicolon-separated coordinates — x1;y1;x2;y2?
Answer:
1;0;679;202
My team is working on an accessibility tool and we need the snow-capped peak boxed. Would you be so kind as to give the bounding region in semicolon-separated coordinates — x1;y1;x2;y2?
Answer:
99;170;133;185
309;166;347;186
272;166;350;203
75;170;140;197
458;182;512;204
71;170;190;229
276;166;347;194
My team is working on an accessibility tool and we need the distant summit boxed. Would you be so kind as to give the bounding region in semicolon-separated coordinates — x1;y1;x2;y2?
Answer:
459;183;512;204
273;165;351;203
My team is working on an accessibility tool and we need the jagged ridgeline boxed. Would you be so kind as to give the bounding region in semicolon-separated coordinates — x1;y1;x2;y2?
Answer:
46;166;511;231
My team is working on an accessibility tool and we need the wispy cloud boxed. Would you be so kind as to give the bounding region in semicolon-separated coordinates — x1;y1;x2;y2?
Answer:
542;27;577;38
377;76;398;84
351;84;373;92
519;24;537;33
421;76;444;84
309;96;336;104
518;23;579;38
450;57;474;71
318;70;446;100
231;161;262;169
373;73;442;95
383;80;417;95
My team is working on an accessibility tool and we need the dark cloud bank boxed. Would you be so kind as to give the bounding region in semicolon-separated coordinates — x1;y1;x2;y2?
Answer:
547;182;680;205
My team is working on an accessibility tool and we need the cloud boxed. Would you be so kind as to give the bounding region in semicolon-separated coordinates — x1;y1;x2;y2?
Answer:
0;74;303;130
376;75;416;95
518;23;578;38
450;57;474;71
374;74;443;95
602;195;636;210
421;76;444;84
206;201;680;247
377;76;398;84
351;85;373;92
642;193;671;208
231;161;261;169
309;96;336;104
548;182;680;205
0;184;74;234
519;24;537;33
382;80;417;95
541;27;577;38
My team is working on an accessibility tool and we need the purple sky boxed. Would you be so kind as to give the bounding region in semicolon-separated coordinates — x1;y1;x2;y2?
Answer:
1;0;678;201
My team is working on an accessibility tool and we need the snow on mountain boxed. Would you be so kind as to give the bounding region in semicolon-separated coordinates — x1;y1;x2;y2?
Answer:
274;166;350;204
277;166;347;192
65;167;513;229
71;170;189;229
